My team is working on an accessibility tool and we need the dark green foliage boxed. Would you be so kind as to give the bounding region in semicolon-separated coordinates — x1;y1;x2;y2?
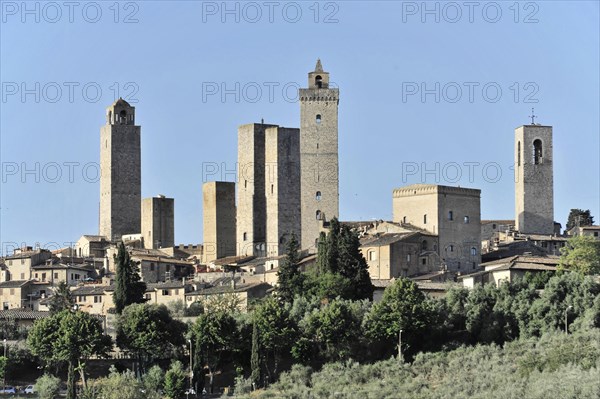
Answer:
566;208;594;230
164;360;186;399
364;278;434;359
190;310;238;393
313;218;373;301
113;242;147;314
250;320;260;387
277;234;304;303
48;280;74;313
254;297;297;379
27;310;112;397
183;301;203;317
116;303;186;372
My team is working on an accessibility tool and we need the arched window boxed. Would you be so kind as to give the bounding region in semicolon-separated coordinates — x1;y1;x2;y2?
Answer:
316;191;322;201
316;210;322;220
402;216;407;223
316;114;322;124
471;247;477;256
517;141;521;166
243;232;247;241
533;139;543;164
464;216;470;224
315;75;323;88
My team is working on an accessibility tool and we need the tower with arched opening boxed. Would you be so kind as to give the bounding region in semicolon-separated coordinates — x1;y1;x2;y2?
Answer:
514;123;554;234
99;98;141;241
299;59;340;253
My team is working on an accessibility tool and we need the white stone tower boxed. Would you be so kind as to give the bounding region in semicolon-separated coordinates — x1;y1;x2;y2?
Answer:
299;59;339;252
515;123;554;234
99;98;141;241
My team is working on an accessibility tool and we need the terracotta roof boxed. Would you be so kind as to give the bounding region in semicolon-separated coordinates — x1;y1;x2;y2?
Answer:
71;286;109;295
481;220;515;225
361;233;418;247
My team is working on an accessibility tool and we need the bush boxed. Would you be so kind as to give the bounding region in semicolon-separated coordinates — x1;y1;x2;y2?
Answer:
35;374;61;399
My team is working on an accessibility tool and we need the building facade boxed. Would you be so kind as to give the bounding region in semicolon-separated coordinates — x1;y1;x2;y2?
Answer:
99;98;141;241
141;195;175;249
299;60;339;252
392;184;481;272
515;124;554;234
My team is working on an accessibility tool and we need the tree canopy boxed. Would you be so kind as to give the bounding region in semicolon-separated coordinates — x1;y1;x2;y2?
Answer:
559;235;600;275
566;209;595;231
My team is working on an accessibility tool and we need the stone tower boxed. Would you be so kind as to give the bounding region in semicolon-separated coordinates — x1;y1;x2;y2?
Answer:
141;195;174;249
265;127;301;257
515;124;554;234
203;181;236;262
299;59;339;252
99;98;141;242
237;123;276;257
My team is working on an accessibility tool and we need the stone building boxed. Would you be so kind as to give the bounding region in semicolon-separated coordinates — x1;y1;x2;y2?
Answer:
265;127;301;256
392;184;481;272
202;182;236;262
99;98;141;242
515;124;554;234
237;123;274;257
141;195;175;249
299;59;340;252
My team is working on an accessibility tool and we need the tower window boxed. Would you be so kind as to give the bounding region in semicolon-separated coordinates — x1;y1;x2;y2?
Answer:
464;216;469;224
448;211;453;221
448;245;454;252
316;210;322;220
421;240;427;251
316;114;322;124
403;216;407;223
423;214;427;224
533;139;543;164
271;184;274;194
316;191;322;201
471;247;477;256
315;75;323;88
244;180;247;189
517;141;521;166
243;232;247;241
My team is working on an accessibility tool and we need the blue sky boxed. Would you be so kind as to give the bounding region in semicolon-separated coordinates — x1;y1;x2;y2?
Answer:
1;1;599;254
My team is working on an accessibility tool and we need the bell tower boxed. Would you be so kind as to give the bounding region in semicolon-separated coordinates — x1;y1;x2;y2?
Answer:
99;98;142;241
299;59;339;252
515;119;554;234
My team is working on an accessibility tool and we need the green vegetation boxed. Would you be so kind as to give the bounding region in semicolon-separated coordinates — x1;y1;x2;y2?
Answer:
113;241;147;314
237;329;600;399
559;235;600;275
566;208;594;230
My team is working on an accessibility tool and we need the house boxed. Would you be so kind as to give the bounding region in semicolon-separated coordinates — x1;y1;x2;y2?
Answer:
2;248;52;282
0;280;35;310
567;225;600;240
185;281;272;312
372;278;458;302
459;255;559;288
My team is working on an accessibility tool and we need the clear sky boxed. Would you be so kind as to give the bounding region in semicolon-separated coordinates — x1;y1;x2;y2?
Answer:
1;1;599;254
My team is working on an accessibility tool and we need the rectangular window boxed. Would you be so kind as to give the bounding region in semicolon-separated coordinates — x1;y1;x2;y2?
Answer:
162;290;170;296
421;258;427;265
595;232;599;237
368;251;377;261
42;273;46;281
54;273;59;279
94;296;102;303
407;254;411;262
423;214;427;224
20;273;24;280
145;293;151;300
150;263;155;271
448;211;453;221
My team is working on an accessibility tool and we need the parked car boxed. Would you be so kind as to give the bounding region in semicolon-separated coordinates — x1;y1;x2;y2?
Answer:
24;385;36;394
0;386;17;393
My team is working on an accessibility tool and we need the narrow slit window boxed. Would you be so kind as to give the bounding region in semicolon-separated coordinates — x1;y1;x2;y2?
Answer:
316;114;322;124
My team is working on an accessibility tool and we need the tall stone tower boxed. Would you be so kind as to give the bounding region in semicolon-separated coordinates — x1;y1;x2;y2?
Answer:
237;123;275;257
515;124;554;234
141;195;174;249
203;181;236;262
265;127;301;257
299;59;339;252
99;98;141;242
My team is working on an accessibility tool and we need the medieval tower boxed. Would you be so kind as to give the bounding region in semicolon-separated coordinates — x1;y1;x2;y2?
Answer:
515;123;554;234
299;59;340;252
99;98;141;241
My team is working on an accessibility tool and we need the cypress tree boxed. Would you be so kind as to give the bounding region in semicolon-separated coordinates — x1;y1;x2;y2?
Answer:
250;320;260;389
113;242;147;314
277;234;303;303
